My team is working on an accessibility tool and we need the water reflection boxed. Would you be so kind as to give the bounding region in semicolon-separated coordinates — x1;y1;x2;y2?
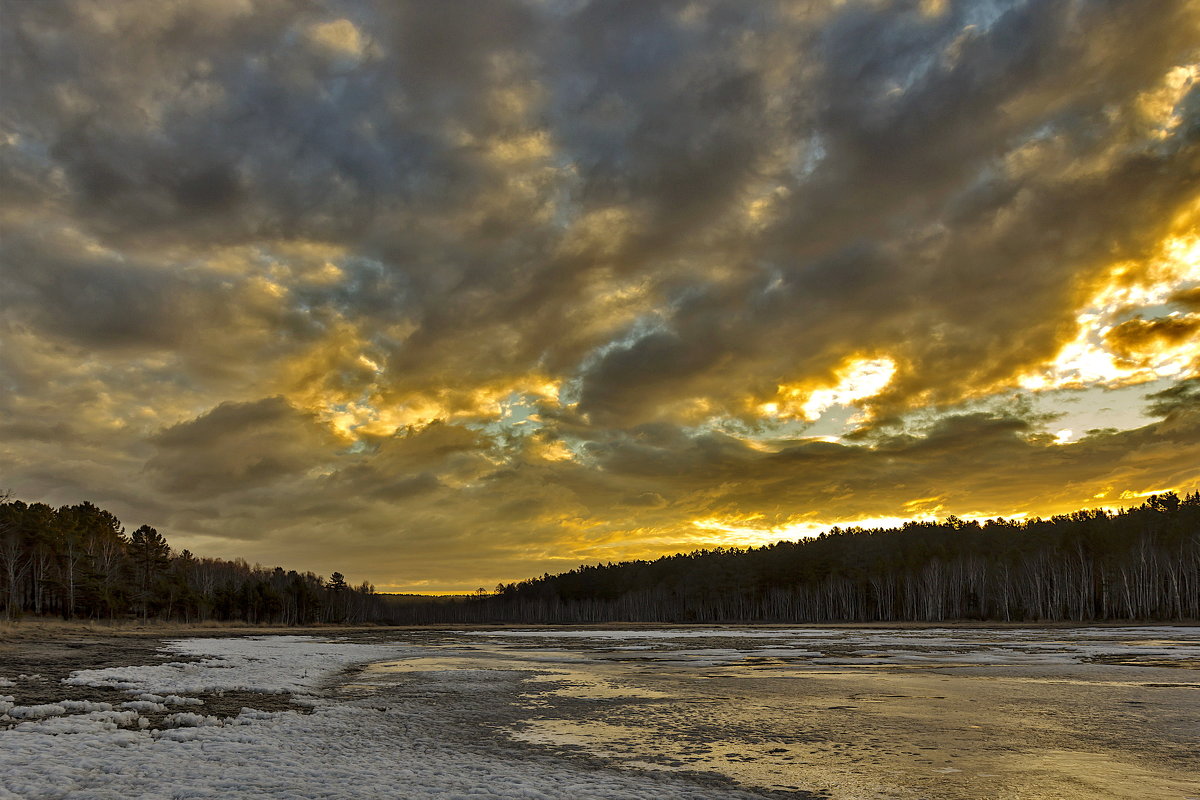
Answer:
356;627;1200;799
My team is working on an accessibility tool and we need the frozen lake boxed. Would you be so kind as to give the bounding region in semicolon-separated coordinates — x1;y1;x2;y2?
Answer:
3;626;1199;798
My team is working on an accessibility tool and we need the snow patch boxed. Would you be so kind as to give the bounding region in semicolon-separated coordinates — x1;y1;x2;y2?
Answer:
121;700;167;713
162;712;224;728
59;700;114;713
0;635;780;799
12;711;142;735
7;704;66;720
65;635;420;696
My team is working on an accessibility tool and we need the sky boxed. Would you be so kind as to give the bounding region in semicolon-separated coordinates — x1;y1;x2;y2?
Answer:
2;0;1199;593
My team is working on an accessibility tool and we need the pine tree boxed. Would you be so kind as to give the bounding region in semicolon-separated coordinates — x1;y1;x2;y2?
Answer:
129;525;170;623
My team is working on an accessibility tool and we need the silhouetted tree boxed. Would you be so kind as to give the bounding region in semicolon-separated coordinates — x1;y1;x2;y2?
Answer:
392;492;1200;625
129;525;171;623
2;494;1195;627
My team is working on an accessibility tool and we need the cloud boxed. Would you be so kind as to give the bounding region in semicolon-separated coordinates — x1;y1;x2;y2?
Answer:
1105;315;1200;365
1170;287;1200;310
2;0;1199;590
148;397;338;497
1145;377;1200;418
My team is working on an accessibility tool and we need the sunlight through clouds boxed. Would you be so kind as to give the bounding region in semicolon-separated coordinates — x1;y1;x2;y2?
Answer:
1135;63;1200;140
760;356;897;423
3;0;1200;591
1020;230;1200;392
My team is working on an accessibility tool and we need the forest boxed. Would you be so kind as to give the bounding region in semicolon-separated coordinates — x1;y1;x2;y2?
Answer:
398;492;1200;624
2;492;1198;625
0;497;385;624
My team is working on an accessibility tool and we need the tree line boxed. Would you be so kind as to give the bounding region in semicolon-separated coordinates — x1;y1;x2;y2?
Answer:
5;492;1197;626
395;493;1200;624
0;497;386;624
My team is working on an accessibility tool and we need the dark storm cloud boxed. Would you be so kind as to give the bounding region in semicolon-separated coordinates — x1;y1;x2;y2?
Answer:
324;422;490;497
571;0;1200;424
3;0;1199;590
2;0;542;257
6;0;1197;405
554;2;770;235
1;227;235;351
148;397;339;497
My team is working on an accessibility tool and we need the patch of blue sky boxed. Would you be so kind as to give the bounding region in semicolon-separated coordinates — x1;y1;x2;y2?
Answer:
1028;379;1170;443
474;391;548;436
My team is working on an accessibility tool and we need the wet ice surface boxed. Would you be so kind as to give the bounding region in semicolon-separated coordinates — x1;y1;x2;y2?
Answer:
2;627;1199;799
441;627;1200;798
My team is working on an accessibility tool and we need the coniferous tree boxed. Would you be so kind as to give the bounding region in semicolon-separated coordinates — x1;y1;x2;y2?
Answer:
394;492;1200;625
1;494;1195;626
129;525;171;623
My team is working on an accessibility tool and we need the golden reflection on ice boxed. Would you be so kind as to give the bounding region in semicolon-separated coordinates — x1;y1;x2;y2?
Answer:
414;627;1200;800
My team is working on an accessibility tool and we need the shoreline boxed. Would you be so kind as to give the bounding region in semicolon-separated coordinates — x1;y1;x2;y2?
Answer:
5;619;1195;691
4;617;1197;644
